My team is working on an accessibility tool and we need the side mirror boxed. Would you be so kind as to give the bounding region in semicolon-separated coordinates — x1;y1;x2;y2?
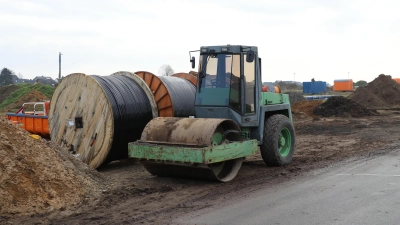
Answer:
246;50;255;62
190;56;195;69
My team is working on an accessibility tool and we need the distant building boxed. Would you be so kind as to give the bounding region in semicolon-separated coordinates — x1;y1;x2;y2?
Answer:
33;76;57;86
10;75;57;85
11;75;34;84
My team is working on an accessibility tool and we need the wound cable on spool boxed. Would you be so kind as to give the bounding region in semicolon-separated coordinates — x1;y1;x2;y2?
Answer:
158;76;196;117
91;75;153;162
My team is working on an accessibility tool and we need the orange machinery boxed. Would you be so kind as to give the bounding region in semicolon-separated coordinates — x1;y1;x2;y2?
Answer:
262;85;281;93
6;101;50;138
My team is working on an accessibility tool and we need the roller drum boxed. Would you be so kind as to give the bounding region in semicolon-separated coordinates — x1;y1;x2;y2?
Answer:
140;117;242;146
138;117;244;182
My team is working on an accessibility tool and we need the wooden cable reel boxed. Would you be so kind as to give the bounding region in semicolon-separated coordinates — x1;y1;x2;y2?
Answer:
49;72;156;169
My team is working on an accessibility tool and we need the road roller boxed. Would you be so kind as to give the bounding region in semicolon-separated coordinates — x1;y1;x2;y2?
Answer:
128;45;295;182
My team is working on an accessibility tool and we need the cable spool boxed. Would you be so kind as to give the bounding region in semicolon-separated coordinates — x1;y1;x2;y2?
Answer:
111;71;158;118
135;71;196;117
171;72;198;86
49;73;155;169
158;76;196;117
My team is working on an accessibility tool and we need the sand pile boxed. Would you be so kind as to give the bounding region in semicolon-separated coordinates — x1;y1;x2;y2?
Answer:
313;96;378;117
349;74;400;109
0;118;104;217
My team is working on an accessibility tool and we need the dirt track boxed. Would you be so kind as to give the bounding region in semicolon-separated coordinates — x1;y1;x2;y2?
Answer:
3;108;400;225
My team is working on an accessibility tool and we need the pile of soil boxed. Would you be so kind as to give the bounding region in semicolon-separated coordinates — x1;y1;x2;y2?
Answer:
292;100;323;117
348;87;389;109
0;118;104;218
313;96;378;117
286;92;306;105
0;85;19;104
5;90;50;112
349;74;400;109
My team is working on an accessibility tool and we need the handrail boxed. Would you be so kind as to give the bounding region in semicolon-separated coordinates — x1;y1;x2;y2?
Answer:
21;102;47;116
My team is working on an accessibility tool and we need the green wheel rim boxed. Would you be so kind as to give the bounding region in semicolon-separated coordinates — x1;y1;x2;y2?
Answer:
278;127;291;157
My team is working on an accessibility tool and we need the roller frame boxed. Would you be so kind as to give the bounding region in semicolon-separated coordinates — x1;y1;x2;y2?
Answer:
128;139;257;164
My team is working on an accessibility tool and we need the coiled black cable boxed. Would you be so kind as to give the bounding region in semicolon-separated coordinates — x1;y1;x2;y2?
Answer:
91;75;153;163
158;76;196;117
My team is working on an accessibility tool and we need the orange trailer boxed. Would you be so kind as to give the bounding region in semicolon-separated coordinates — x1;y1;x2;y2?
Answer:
6;101;50;138
333;79;353;91
393;78;400;84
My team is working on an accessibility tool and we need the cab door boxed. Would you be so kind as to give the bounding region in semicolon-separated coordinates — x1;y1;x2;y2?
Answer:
241;52;260;126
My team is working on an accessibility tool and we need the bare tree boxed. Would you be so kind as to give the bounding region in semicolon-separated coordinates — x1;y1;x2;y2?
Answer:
17;73;23;79
158;64;175;76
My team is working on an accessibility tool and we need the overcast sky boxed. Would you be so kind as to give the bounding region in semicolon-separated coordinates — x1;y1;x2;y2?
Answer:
1;0;399;85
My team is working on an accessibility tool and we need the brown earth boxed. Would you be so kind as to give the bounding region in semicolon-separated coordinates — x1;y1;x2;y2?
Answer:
0;117;104;221
0;85;19;104
292;100;323;117
349;74;400;109
2;107;400;225
2;74;400;224
313;96;379;117
5;90;50;112
363;74;400;105
348;86;389;109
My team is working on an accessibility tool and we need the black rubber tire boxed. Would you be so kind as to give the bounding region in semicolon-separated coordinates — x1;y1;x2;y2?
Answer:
260;114;296;166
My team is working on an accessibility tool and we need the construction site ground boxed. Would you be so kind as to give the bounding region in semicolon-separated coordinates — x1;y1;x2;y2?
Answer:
2;108;400;225
2;74;400;224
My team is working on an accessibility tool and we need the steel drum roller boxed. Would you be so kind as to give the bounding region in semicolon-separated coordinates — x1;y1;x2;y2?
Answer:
137;117;245;182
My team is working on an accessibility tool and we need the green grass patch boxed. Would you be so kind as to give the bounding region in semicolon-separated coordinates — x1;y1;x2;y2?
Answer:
0;83;55;111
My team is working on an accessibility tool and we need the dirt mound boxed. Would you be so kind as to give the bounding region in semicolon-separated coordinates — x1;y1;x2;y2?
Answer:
286;92;306;105
364;74;400;105
0;85;19;104
313;96;378;117
5;90;50;112
349;74;400;109
292;100;323;117
348;87;389;109
0;118;104;217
